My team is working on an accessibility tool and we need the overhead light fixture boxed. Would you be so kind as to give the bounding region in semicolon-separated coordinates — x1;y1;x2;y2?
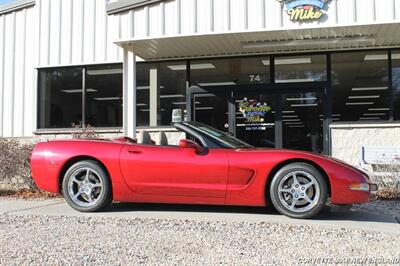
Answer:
332;114;342;117
283;110;295;113
276;78;314;83
61;88;98;93
276;58;312;65
262;58;311;65
368;108;389;111
136;103;147;106
242;36;376;49
364;54;389;61
291;103;318;107
285;122;303;125
195;93;217;98
352;87;388;91
364;54;400;61
261;59;270;66
289;125;305;128
93;97;121;101
160;94;185;99
287;97;317;101
392;54;400;60
332;118;340;121
283;119;301;122
348;95;380;99
363;113;386;116
172;101;200;105
346;102;374;105
167;63;215;71
195;107;214;110
359;117;379;120
197;82;236;86
136;85;165;90
139;109;150;112
283;115;298;118
86;68;122;75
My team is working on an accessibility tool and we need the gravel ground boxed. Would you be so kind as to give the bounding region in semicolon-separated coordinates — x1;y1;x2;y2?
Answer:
0;214;399;265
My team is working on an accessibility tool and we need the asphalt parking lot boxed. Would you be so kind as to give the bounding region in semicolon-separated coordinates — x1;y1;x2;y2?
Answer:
0;199;399;234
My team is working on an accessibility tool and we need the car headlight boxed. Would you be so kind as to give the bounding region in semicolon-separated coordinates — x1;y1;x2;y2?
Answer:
349;183;370;191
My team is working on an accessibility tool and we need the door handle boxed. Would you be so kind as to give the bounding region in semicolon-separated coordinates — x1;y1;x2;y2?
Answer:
128;150;143;154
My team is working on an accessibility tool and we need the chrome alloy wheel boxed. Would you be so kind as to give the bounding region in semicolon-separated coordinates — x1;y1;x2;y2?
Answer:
277;170;321;213
67;167;103;207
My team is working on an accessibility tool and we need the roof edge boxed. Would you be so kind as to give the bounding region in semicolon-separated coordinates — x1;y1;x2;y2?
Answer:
106;0;163;15
0;0;35;15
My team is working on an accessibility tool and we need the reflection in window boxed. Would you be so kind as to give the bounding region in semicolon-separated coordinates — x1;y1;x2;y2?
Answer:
136;61;187;126
38;68;83;128
332;52;390;122
190;57;270;87
391;51;400;121
86;65;122;127
275;55;327;83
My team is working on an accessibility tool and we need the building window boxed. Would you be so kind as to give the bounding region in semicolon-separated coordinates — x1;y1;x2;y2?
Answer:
38;67;83;128
136;61;187;127
85;65;123;127
391;51;400;121
331;51;390;122
274;55;327;83
38;64;122;129
190;57;271;87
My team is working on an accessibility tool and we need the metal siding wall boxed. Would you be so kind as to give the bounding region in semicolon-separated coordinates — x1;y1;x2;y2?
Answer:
0;1;126;137
116;0;400;40
0;7;36;137
197;0;212;32
36;0;123;66
24;8;35;137
355;0;375;23
2;13;16;137
0;16;4;137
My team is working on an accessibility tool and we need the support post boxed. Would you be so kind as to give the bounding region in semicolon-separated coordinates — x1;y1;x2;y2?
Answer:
123;47;136;138
149;68;160;126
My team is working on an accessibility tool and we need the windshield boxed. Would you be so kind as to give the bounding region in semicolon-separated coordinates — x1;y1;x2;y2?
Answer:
185;122;254;149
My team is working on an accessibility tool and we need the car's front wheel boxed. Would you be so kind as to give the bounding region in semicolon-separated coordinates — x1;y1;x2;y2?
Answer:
62;160;112;212
269;163;328;219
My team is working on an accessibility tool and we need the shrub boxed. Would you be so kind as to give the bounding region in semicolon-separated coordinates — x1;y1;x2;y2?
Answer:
0;138;36;190
368;164;400;200
71;123;99;139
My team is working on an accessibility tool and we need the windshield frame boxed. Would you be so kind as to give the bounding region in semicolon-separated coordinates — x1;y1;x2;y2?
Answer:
180;121;254;149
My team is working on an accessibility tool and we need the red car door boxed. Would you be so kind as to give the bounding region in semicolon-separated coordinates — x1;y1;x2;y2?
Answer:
119;144;229;198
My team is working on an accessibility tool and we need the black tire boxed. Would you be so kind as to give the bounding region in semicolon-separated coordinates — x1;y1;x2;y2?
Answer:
62;160;112;212
269;163;328;219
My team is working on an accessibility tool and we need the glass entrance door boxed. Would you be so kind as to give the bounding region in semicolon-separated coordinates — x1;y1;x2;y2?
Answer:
192;88;325;153
281;91;324;153
234;92;277;147
193;92;229;132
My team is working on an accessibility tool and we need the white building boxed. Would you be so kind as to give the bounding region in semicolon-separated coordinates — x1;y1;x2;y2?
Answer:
1;0;400;165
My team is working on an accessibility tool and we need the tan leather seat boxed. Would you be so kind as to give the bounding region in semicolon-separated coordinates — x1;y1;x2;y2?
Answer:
156;132;168;146
137;130;152;145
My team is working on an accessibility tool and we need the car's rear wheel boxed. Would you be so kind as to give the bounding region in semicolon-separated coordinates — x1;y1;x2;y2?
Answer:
62;160;112;212
269;163;328;219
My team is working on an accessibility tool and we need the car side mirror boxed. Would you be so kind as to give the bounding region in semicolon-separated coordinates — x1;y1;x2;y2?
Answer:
179;139;205;154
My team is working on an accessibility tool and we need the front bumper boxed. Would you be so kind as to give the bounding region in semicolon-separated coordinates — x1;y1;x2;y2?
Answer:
349;182;378;200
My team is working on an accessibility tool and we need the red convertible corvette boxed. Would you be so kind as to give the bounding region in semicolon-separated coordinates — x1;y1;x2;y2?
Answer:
31;122;377;219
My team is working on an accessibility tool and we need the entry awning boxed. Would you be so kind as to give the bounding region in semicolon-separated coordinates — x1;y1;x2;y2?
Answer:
115;23;400;61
